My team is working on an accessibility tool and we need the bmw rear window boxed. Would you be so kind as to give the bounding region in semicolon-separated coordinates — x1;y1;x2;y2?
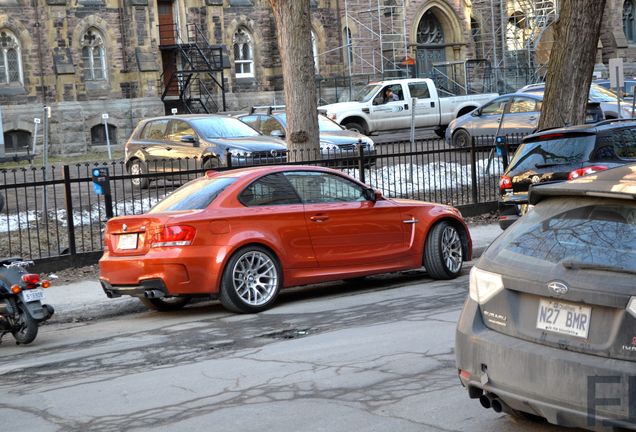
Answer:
149;177;237;212
507;135;596;173
486;197;636;272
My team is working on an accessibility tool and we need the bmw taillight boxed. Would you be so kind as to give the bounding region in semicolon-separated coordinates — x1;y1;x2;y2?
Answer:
568;165;608;180
151;225;196;247
499;175;512;191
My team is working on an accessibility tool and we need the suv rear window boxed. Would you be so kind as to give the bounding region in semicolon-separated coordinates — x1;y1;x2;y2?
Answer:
149;177;236;212
487;197;636;272
507;135;596;173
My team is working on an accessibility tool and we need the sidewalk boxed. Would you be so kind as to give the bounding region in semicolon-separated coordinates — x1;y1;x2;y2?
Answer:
42;222;503;323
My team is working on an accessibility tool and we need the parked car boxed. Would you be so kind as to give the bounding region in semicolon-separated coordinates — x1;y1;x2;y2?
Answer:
519;82;635;119
237;108;376;162
124;114;288;188
99;165;472;313
447;92;604;148
456;163;636;431
318;78;497;137
498;119;636;229
446;93;543;147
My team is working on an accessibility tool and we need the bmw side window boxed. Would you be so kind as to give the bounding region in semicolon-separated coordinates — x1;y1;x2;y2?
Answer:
238;173;301;207
141;120;169;140
285;172;365;203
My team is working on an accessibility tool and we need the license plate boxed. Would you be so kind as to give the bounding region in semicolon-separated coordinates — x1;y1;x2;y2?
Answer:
537;298;591;339
23;289;44;303
117;234;138;250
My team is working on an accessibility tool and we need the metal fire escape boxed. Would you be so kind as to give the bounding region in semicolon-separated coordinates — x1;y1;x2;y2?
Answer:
158;23;229;114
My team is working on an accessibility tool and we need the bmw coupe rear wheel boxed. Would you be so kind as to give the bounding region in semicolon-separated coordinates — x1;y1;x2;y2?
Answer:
220;246;282;313
424;221;463;279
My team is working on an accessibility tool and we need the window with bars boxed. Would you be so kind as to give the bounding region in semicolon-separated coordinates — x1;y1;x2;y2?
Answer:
81;28;107;81
233;28;254;78
0;29;22;85
625;0;636;43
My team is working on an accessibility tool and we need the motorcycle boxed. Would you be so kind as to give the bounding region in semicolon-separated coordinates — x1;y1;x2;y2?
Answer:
0;258;54;345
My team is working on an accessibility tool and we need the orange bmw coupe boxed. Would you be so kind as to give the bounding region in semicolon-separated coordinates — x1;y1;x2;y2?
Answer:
99;166;472;313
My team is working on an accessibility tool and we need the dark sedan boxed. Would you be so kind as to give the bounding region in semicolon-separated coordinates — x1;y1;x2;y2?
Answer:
125;114;288;188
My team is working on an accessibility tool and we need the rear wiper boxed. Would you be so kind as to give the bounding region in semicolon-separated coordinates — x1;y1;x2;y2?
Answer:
561;260;636;276
534;162;568;168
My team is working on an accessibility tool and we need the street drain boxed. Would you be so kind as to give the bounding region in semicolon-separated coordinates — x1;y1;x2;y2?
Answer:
260;328;311;340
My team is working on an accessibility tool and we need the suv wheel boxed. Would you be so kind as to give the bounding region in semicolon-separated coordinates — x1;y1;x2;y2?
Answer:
129;160;149;189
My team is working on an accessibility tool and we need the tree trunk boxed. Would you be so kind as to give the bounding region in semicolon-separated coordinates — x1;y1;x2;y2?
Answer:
537;0;606;131
269;0;320;159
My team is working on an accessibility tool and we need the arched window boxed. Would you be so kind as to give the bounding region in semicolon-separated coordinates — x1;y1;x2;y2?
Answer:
624;0;636;43
0;29;22;85
311;30;319;75
3;130;31;153
91;124;117;146
233;28;254;78
344;27;353;68
81;28;107;81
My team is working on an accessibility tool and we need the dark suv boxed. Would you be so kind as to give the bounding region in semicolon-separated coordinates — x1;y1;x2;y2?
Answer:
498;119;636;229
125;114;287;188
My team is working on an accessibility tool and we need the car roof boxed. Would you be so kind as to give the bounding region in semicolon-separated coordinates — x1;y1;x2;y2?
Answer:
529;163;636;204
523;119;636;140
140;114;236;123
206;164;357;180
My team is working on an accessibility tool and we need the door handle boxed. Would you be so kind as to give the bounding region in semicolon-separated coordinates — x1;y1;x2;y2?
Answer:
431;101;435;107
402;218;418;224
166;147;172;151
309;215;329;223
404;103;409;110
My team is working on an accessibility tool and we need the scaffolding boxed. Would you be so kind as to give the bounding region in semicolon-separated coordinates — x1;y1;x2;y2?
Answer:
475;0;559;92
342;0;409;79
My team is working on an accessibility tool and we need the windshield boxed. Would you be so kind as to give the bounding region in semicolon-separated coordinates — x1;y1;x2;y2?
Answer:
507;135;596;172
191;117;260;139
273;114;344;132
486;198;636;273
150;177;237;212
352;84;382;103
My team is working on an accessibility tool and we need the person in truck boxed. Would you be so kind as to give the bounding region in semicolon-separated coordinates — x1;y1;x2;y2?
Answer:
382;87;399;103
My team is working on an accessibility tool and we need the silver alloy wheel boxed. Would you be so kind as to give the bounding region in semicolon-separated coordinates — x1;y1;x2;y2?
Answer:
130;162;143;185
231;250;278;306
441;226;462;273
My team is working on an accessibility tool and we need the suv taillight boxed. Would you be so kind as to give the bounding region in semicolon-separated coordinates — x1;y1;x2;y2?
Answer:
151;225;196;247
499;175;512;191
568;165;608;180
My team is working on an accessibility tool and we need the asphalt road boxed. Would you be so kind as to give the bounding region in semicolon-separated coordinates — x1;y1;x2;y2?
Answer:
0;271;581;432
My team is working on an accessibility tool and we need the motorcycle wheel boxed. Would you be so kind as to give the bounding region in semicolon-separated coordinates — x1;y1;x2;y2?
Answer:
11;304;38;345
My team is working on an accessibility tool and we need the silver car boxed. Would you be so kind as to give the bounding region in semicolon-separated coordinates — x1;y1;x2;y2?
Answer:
446;93;544;147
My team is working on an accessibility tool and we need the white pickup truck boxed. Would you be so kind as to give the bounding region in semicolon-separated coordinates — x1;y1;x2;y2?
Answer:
319;78;498;137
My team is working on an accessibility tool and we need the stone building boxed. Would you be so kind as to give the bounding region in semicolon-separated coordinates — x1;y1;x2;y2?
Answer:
0;0;634;157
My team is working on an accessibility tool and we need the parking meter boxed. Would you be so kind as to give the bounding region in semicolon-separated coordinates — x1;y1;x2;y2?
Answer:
91;167;109;196
495;136;510;170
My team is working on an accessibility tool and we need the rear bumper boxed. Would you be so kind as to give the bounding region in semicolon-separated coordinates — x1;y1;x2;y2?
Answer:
99;245;228;297
456;299;636;431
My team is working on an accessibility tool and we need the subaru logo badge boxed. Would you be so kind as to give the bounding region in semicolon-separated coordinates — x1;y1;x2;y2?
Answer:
547;281;568;295
531;175;541;184
122;224;128;232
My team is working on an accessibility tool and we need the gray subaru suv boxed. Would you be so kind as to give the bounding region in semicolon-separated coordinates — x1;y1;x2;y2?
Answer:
457;164;636;431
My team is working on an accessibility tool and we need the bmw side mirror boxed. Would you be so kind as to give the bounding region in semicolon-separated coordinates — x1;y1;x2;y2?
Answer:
363;187;378;202
271;130;285;138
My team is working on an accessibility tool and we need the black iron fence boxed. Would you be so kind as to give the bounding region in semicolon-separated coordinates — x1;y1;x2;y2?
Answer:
0;135;524;269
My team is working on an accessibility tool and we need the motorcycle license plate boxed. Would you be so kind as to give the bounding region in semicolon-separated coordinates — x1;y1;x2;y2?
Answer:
23;289;44;303
536;298;591;339
117;233;138;250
